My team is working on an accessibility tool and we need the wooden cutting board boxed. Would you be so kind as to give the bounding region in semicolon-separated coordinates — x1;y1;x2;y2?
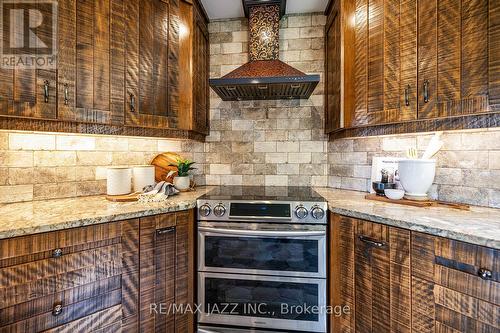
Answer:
365;194;470;210
150;152;181;182
105;192;140;202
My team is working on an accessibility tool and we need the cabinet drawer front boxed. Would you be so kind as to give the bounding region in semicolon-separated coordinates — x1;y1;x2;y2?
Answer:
0;222;122;264
0;289;122;332
0;275;121;326
412;232;500;305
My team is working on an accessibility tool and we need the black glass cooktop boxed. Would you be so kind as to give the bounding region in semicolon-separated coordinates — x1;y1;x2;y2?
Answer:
199;186;325;202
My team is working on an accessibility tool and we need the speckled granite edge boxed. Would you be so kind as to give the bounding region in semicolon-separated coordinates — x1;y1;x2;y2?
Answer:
330;207;500;249
0;187;214;240
0;201;197;240
314;187;500;249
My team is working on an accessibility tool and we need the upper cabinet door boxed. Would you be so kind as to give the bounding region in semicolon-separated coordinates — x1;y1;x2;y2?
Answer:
325;4;342;133
0;3;56;120
352;0;418;126
125;0;179;129
57;0;125;125
192;4;209;135
418;0;500;119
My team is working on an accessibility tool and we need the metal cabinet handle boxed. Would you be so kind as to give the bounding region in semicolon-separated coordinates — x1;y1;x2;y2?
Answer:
129;94;135;112
358;235;386;248
478;268;493;280
404;84;410;106
43;80;50;103
52;248;63;258
423;80;430;103
63;84;69;105
157;227;175;235
52;303;63;316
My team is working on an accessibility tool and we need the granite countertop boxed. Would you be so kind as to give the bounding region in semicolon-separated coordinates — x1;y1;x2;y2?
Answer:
314;187;500;249
1;186;499;249
0;186;214;240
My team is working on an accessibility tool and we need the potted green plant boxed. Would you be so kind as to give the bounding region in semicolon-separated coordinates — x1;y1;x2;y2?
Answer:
169;158;196;190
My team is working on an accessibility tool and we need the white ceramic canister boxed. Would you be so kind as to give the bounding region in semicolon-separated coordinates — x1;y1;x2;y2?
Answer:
398;159;436;198
106;167;132;195
132;165;155;192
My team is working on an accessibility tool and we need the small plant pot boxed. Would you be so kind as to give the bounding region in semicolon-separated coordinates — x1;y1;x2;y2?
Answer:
173;176;190;190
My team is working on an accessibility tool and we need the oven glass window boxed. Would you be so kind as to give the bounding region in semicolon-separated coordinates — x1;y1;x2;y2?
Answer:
205;236;319;272
204;277;319;321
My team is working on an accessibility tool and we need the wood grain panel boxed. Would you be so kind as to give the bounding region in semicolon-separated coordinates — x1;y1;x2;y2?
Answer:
121;219;139;332
399;0;417;120
367;0;384;115
174;210;194;332
354;0;368;126
325;2;342;133
0;276;121;326
490;0;500;109
0;289;121;332
383;0;400;113
330;214;355;333
43;304;122;333
461;0;489;115
417;0;438;118
436;0;461;117
126;0;178;129
0;222;122;261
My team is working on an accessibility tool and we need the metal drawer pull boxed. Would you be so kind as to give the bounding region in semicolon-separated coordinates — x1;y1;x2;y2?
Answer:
157;227;175;235
257;85;268;90
478;268;493;280
227;86;236;91
43;80;50;103
63;84;69;105
52;303;63;316
358;235;386;248
129;94;136;112
52;248;63;258
291;84;301;89
404;84;410;106
423;80;429;103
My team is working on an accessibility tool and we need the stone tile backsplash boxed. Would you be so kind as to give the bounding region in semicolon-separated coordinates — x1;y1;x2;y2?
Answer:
205;14;328;187
0;131;205;203
328;128;500;208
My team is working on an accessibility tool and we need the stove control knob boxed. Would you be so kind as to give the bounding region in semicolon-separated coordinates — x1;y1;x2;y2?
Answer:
295;205;309;219
214;204;226;217
199;204;211;217
311;206;325;220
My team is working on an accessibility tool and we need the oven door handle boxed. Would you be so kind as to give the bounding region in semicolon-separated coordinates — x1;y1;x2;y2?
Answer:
198;227;325;237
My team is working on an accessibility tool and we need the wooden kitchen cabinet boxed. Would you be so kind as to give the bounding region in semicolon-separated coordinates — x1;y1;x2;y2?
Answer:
0;0;56;120
178;0;210;135
124;0;180;129
417;0;500;119
331;212;500;333
56;0;124;125
330;214;411;332
351;0;418;127
412;232;500;332
0;209;195;333
138;210;195;333
324;0;355;133
0;222;124;332
332;0;500;135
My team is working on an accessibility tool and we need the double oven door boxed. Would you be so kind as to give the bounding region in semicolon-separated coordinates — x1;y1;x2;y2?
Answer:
198;222;327;332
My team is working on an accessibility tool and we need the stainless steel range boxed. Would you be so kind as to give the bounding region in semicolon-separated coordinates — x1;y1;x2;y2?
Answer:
196;186;328;333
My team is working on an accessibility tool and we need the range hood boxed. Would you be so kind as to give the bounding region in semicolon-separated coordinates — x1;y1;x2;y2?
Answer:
209;0;320;101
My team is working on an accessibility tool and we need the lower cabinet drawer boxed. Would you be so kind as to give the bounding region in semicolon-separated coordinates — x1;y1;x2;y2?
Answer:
0;223;123;332
411;232;500;332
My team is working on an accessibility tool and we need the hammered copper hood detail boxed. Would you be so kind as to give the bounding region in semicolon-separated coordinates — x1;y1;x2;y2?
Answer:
209;0;320;101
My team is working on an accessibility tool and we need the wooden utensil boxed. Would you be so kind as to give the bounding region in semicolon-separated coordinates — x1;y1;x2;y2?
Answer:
150;152;182;182
365;194;470;210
